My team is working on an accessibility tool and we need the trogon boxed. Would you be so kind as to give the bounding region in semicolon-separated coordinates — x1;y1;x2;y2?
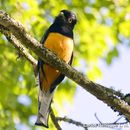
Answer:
35;10;77;128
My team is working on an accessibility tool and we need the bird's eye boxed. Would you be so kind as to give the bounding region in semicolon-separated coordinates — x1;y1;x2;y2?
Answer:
60;11;64;16
68;18;72;23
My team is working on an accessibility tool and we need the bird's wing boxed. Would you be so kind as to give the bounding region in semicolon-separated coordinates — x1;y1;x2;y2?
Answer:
49;53;73;93
37;29;50;90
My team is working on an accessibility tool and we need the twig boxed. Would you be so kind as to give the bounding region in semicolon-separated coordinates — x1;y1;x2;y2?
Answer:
95;113;102;124
50;108;62;130
56;114;129;129
95;113;129;126
56;116;88;130
114;116;123;123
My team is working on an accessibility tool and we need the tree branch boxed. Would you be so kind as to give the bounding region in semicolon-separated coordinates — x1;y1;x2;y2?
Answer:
56;116;88;130
50;108;62;130
56;116;129;129
0;10;130;121
0;24;37;67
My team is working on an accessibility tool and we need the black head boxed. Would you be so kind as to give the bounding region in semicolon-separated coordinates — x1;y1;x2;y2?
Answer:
54;10;77;29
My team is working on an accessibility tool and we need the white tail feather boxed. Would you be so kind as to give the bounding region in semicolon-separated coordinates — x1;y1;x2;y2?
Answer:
35;87;54;127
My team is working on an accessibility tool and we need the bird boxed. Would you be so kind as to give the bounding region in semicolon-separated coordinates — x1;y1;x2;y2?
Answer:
35;10;77;128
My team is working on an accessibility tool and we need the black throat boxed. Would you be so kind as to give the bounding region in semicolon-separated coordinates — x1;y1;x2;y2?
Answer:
49;23;73;39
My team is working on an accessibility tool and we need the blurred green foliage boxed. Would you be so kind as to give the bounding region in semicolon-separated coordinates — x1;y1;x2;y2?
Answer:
0;0;130;130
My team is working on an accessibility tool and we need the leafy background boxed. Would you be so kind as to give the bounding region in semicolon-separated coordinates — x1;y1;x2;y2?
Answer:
0;0;130;130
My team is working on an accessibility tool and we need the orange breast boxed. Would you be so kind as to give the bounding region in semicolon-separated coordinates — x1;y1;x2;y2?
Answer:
41;33;73;92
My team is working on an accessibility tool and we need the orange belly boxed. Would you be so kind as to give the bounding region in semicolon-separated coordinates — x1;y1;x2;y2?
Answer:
41;33;73;92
